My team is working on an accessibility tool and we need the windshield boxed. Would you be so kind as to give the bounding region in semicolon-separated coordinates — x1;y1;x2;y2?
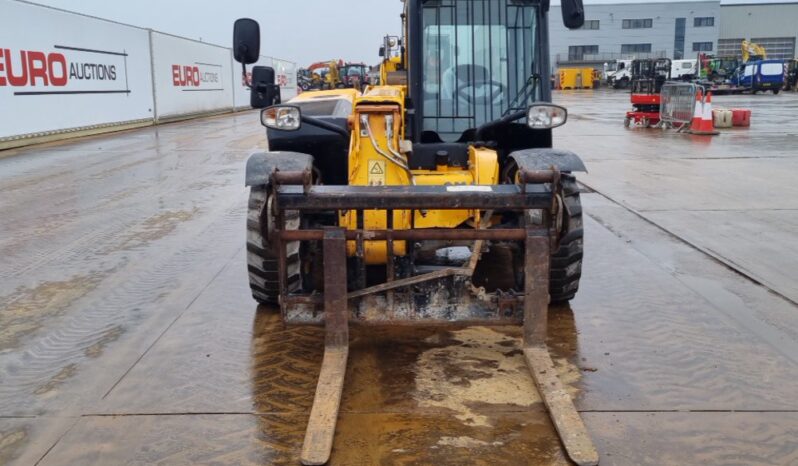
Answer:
421;0;539;141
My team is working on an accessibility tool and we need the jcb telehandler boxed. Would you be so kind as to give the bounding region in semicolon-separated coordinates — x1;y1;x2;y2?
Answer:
234;0;595;464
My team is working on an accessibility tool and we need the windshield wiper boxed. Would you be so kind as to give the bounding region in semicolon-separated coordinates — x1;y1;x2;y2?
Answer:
504;73;540;116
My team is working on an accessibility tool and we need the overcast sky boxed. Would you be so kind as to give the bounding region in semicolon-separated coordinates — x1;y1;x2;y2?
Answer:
26;0;795;66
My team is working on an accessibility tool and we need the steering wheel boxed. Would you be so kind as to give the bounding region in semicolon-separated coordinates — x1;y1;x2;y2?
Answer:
456;80;506;105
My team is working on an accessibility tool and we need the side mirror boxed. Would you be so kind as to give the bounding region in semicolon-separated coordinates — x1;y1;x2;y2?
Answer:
251;66;281;108
379;46;386;58
561;0;585;29
233;18;260;64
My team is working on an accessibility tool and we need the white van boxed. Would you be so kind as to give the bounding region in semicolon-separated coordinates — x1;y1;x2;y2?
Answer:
671;59;697;80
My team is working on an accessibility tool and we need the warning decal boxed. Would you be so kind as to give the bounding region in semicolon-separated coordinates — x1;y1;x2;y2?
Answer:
368;160;386;185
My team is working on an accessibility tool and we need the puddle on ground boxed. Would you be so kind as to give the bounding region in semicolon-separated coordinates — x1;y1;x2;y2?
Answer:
436;435;504;448
84;325;123;359
413;326;581;427
0;426;28;465
115;209;198;251
0;273;107;351
33;363;78;396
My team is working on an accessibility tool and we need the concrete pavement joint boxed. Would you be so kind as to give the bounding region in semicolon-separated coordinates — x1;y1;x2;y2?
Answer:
100;244;245;400
32;417;80;466
580;181;798;308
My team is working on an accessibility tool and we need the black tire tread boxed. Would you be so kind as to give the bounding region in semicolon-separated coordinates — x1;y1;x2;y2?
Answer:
549;175;584;303
247;186;301;305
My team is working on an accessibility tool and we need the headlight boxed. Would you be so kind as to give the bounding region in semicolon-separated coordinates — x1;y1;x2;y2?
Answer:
527;104;568;129
261;105;301;131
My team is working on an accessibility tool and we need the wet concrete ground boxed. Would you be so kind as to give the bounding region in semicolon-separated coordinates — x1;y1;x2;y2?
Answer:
2;91;798;465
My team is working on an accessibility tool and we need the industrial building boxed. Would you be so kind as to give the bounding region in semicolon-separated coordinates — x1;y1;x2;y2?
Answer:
719;2;798;59
549;0;798;71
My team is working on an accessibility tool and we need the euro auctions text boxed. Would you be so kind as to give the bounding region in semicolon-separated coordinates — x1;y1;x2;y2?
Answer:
0;46;129;95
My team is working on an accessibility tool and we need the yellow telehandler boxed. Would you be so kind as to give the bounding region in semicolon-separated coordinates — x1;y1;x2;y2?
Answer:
233;0;595;464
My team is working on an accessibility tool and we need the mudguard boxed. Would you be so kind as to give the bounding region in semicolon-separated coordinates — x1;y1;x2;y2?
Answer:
245;152;314;187
508;148;587;173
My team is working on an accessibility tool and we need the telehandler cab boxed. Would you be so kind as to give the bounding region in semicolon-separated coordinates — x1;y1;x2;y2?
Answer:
233;0;596;464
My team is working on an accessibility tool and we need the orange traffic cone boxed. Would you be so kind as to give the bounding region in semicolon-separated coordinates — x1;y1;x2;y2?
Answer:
690;90;703;131
691;91;720;136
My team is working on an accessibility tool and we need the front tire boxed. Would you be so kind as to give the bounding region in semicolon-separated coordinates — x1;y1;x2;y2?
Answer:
502;163;584;303
549;175;584;303
247;186;302;305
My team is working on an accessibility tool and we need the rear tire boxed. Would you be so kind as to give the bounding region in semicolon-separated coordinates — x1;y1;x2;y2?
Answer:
549;175;584;303
247;186;302;305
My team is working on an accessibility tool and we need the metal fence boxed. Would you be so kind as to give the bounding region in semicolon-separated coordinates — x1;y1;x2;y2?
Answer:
659;82;699;130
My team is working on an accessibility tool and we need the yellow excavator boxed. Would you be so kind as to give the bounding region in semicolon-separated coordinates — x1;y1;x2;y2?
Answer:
233;0;595;464
742;39;767;62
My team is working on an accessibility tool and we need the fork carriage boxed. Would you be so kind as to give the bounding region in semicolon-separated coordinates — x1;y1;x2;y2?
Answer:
260;167;598;466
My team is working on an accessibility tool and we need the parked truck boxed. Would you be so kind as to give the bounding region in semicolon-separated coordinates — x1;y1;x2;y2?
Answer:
605;59;632;88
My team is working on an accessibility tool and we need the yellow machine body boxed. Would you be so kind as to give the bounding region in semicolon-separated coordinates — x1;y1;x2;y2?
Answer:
742;40;767;62
324;85;500;264
379;55;402;86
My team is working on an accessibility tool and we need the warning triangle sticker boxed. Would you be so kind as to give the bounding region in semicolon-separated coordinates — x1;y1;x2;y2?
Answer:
370;163;384;174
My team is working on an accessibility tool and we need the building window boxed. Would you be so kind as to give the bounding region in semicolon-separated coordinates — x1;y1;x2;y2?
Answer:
674;18;686;59
622;19;653;29
693;42;714;52
568;45;599;60
581;20;600;30
694;17;715;27
751;37;797;60
718;38;744;58
621;43;653;54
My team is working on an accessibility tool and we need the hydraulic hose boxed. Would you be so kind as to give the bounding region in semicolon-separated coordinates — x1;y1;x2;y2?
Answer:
360;115;415;185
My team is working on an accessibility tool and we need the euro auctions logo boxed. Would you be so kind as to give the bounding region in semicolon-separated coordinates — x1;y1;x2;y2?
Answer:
0;45;130;96
171;63;223;91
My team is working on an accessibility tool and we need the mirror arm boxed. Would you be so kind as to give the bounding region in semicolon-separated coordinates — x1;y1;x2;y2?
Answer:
474;110;527;141
300;115;350;140
242;63;252;90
